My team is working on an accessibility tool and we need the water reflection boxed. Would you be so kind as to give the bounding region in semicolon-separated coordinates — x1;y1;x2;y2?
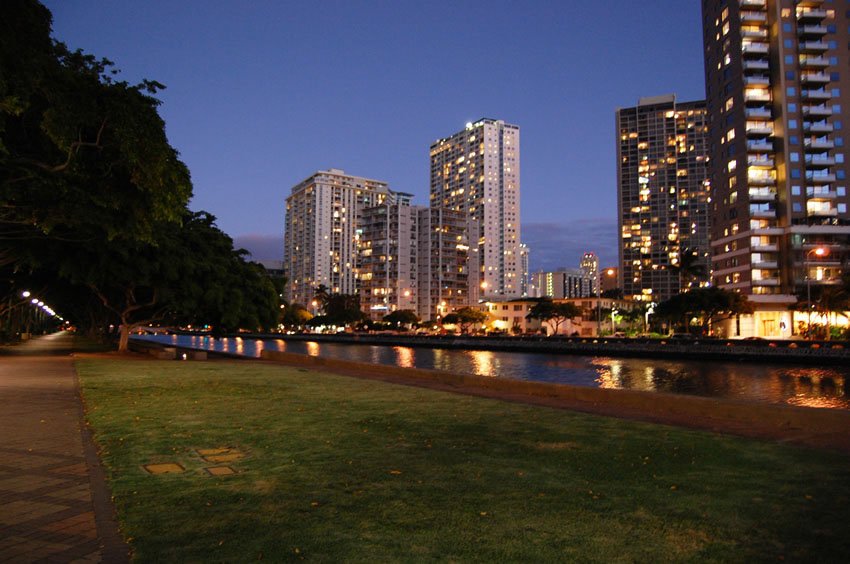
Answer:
468;350;498;377
394;346;414;369
134;334;850;410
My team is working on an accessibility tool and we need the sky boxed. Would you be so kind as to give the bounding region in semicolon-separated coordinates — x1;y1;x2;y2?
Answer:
44;1;706;271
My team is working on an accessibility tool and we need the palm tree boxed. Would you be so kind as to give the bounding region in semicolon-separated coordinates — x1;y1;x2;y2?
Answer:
670;247;706;293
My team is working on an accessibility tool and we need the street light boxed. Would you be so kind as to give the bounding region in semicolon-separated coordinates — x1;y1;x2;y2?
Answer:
805;246;828;338
611;308;618;334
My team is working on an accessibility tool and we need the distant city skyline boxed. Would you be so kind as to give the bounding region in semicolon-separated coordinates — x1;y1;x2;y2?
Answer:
44;1;706;270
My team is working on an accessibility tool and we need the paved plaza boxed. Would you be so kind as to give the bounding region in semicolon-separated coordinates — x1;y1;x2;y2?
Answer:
0;333;127;563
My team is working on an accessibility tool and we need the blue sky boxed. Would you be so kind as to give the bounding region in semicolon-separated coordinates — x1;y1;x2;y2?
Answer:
44;1;706;270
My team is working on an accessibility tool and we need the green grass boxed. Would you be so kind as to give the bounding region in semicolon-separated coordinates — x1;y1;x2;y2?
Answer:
77;359;850;562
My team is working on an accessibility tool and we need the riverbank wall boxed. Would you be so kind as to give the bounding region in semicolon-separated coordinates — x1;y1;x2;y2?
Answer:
241;332;850;366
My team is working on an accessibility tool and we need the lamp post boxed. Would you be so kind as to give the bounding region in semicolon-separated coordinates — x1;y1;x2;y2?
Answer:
805;247;827;338
611;308;618;334
596;268;601;336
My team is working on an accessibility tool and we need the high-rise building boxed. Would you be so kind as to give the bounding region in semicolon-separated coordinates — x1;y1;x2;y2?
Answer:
416;207;477;321
702;0;849;329
519;243;530;297
580;252;601;295
430;118;521;300
358;199;420;320
283;169;399;307
616;95;712;302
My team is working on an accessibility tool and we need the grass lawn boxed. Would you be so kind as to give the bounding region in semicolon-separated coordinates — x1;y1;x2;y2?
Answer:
77;358;850;562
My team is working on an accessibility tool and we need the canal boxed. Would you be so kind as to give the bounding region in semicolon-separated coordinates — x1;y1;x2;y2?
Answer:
134;334;850;410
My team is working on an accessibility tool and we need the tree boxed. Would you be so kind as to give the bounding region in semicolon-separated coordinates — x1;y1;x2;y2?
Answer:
1;1;192;248
670;247;706;292
451;307;488;334
655;287;753;335
322;293;366;327
526;299;582;336
383;309;419;329
282;303;312;328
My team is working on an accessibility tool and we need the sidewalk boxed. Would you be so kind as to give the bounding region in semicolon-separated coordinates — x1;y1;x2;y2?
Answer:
0;333;128;563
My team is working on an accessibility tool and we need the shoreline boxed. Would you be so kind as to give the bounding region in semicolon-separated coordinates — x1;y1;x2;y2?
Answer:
222;332;850;366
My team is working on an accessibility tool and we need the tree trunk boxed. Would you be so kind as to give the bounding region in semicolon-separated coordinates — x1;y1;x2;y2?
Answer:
118;323;130;352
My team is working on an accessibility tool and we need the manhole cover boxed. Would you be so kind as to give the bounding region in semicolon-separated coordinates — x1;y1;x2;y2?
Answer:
143;463;185;475
205;466;236;476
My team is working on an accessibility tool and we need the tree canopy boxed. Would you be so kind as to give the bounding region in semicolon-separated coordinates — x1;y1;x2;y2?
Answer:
526;299;582;335
1;1;279;348
654;287;753;335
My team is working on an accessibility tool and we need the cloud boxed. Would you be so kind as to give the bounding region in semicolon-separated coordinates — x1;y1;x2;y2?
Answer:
522;218;618;272
234;234;283;261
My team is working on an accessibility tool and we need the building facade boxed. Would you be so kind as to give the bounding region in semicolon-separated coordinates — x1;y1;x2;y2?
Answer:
531;269;594;299
283;169;397;306
616;95;712;302
358;199;419;320
430;118;521;300
702;0;850;336
416;207;477;321
580;252;600;295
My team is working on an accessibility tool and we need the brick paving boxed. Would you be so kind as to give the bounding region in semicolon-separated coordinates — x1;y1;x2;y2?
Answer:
0;333;128;563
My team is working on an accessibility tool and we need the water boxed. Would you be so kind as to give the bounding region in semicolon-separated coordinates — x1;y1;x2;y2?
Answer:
135;334;850;410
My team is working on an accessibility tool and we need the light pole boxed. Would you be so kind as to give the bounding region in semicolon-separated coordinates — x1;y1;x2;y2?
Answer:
611;308;618;334
805;247;827;338
596;268;601;336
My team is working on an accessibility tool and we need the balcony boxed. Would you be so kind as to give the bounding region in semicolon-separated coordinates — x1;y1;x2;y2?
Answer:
752;242;779;252
802;104;832;117
741;11;767;23
748;188;777;201
747;156;774;167
744;75;770;87
799;41;829;53
752;260;779;269
801;72;830;84
742;42;769;55
751;209;777;219
807;207;838;217
743;60;769;71
804;154;835;167
802;88;831;101
798;25;828;37
799;56;830;68
745;107;772;119
804;121;834;133
748;174;776;186
797;8;828;22
805;138;834;149
746;123;774;137
740;0;766;7
742;28;768;39
807;172;837;183
807;187;837;199
744;90;771;103
752;277;780;286
747;139;773;152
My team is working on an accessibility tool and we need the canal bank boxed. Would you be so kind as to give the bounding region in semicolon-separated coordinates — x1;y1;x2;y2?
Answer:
238;332;850;366
257;348;850;453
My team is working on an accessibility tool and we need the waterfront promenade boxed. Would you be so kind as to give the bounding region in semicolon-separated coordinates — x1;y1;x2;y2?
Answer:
0;333;127;563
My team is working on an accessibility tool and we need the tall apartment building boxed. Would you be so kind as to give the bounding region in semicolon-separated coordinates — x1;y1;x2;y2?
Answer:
416;208;478;321
580;252;600;295
616;95;712;302
430;118;521;300
283;169;399;306
358;199;419;321
702;0;850;330
519;243;530;297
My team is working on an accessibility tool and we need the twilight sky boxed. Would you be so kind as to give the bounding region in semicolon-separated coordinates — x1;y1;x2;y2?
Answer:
44;1;706;271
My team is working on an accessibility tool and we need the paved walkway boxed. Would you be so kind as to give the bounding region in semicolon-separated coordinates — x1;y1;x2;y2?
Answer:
0;333;127;563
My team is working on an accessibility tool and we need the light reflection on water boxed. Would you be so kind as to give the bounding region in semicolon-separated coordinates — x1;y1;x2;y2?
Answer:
136;334;850;410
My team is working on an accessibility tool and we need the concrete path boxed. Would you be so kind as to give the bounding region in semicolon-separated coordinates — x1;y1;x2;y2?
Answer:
0;333;127;563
